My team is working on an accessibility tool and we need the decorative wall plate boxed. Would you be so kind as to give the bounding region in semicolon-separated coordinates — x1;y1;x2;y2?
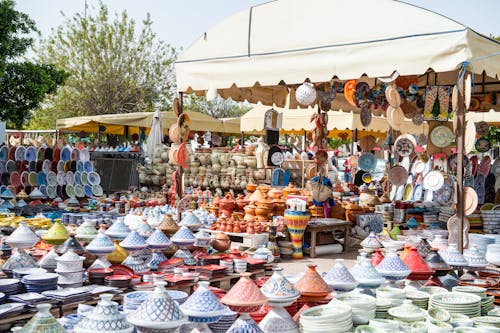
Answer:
475;137;491;153
463;186;478;215
464;120;476;154
388;166;409;186
358;153;377;171
423;171;444;191
430;126;454;148
394;134;416;157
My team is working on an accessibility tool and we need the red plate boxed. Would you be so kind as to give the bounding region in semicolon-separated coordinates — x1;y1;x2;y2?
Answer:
88;267;114;275
245;258;266;265
158;258;184;268
105;274;131;281
109;264;134;277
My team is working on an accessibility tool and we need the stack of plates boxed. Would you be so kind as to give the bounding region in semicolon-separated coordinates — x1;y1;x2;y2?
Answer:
481;210;500;233
481;295;495;315
336;293;376;325
8;292;51;309
207;308;238;333
423;212;439;227
375;299;392;319
429;292;481;318
468;213;482;229
405;290;430;309
472;316;500;330
376;287;406;306
452;286;486;299
12;267;47;279
300;303;353;333
419;286;447;296
0;302;25;319
0;279;21;296
123;291;152;312
21;273;58;293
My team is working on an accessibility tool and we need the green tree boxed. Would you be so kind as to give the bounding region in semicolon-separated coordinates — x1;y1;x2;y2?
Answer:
186;95;251;119
0;0;67;128
30;2;176;129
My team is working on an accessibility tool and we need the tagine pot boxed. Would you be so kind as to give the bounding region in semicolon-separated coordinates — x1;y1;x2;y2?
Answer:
75;294;134;333
294;264;331;301
370;249;384;266
221;273;268;313
42;220;69;246
401;247;434;280
19;303;65;333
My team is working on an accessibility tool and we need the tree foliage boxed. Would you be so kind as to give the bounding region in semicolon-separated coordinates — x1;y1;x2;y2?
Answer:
0;0;67;128
185;95;251;119
29;2;177;129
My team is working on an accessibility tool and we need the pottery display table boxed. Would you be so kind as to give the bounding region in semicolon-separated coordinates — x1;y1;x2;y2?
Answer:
305;218;351;258
204;229;268;250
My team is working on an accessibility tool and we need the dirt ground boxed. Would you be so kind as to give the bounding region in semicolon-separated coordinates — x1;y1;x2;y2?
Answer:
277;249;359;276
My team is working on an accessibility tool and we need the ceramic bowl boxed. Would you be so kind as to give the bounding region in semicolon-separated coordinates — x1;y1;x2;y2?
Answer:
428;307;451;322
427;319;453;333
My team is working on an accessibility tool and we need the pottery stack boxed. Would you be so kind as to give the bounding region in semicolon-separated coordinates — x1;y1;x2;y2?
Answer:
299;303;353;333
335;293;376;325
55;249;85;287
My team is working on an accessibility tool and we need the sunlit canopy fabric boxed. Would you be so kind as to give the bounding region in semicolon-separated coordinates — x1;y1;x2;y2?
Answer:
466;109;500;126
56;111;227;134
239;104;428;138
176;0;500;108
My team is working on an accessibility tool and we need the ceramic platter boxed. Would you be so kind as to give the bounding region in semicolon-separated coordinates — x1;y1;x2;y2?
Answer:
423;171;445;191
464;120;476;154
430;126;454;148
394;136;415;157
388;166;408;186
358;153;377;171
463;186;478;216
403;183;413;201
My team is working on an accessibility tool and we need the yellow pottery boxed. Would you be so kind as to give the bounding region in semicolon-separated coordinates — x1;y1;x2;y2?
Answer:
42;220;69;245
107;240;128;264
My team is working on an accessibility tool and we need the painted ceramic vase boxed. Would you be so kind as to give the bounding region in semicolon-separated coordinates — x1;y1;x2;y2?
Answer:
283;210;310;259
6;222;38;249
127;282;188;331
180;282;226;323
370;249;384;266
42;220;69;245
323;259;358;291
221;273;268;313
75;294;134;333
19;303;65;333
294;264;331;301
401;247;434;280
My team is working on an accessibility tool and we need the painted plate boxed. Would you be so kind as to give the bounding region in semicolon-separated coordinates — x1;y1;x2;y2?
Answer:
475;137;491;153
464;120;476;154
388;166;409;186
423;171;444;191
412;184;423;201
403;183;413;201
358;153;377;171
463;186;478;216
430;126;454;148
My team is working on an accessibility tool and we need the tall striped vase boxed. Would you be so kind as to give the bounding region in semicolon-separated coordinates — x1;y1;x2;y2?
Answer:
284;210;310;259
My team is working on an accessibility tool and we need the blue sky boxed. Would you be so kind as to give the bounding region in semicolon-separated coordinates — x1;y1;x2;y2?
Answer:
17;0;500;51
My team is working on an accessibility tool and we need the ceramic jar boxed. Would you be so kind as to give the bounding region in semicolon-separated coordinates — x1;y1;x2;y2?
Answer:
6;222;38;249
294;264;331;301
75;294;134;333
211;233;231;252
219;194;235;217
55;249;85;273
180;282;226;323
19;303;65;333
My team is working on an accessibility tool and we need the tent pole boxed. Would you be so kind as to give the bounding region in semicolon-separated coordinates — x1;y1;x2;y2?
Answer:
97;123;101;145
176;92;185;223
241;132;244;146
456;78;466;253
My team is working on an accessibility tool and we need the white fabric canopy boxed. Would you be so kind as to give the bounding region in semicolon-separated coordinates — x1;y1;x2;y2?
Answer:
240;104;428;135
176;0;500;94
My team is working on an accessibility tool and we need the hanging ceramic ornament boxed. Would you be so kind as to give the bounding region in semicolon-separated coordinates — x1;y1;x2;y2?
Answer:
295;82;317;106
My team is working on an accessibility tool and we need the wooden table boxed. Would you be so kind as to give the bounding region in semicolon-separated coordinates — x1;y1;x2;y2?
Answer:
305;218;351;258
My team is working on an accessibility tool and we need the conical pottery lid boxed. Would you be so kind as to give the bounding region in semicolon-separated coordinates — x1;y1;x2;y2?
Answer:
360;232;382;249
105;219;131;239
181;211;201;227
6;222;38;248
417;237;433;258
222;273;267;306
146;228;171;246
38;248;60;267
293;264;331;298
136;220;154;237
42;220;69;244
259;306;298;333
371;249;385;266
29;188;44;199
439;243;468;266
226;313;263;333
56;249;84;262
260;267;300;301
324;259;357;283
76;294;133;332
180;281;226;317
401;247;434;279
1;188;15;199
351;254;384;282
86;232;115;251
159;214;179;232
127;282;187;329
57;235;85;254
376;250;410;272
171;226;196;241
75;221;98;239
425;248;450;270
16;190;29;199
19;304;65;333
120;230;147;249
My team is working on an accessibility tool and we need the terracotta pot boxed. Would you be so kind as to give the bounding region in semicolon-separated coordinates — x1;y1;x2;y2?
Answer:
226;223;234;233
211;233;231;251
246;183;257;192
268;189;283;199
256;216;268;223
283;184;300;198
244;205;256;216
256;199;274;211
255;206;270;217
294;264;331;301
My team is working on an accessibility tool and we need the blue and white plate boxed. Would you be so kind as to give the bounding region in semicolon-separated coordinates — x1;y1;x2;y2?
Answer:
24;146;37;162
60;146;71;162
87;171;100;186
0;146;8;162
83;161;93;173
15;146;25;161
358;153;377;172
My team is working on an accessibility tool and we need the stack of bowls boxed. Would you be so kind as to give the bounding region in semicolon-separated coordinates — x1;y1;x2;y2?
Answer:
0;278;21;296
335;293;376;325
233;258;247;273
387;300;426;323
55;249;85;288
376;287;406;306
405;290;430;309
299;303;352;333
219;259;234;275
123;291;152;312
87;268;114;285
472;316;500;330
21;273;58;293
375;299;392;319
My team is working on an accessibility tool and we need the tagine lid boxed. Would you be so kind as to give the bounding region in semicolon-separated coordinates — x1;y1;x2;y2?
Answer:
402;247;434;278
146;228;172;246
324;259;357;283
86;231;116;250
171;226;196;241
221;273;268;306
294;264;331;297
55;248;85;262
19;303;65;333
120;230;148;248
260;267;300;300
180;281;226;316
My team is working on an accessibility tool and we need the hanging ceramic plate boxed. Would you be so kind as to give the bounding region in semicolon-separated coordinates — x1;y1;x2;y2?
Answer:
76;161;84;172
87;171;101;186
423;171;444;191
39;185;47;198
394;134;416;157
74;171;82;185
42;160;51;174
388;166;409;186
492;157;500;176
81;172;88;185
84;184;93;197
430;126;454;148
412;113;424;126
15;146;25;162
358;152;377;171
24;146;37;162
475;121;489;137
412;184;423;201
46;185;57;199
434;176;453;204
417;133;428;146
412;160;426;174
66;171;75;186
74;184;85;198
37;147;45;161
0;146;8;162
84;161;93;173
390;107;405;130
385;85;401;107
60;146;71;162
451;85;458;112
6;160;16;174
65;185;75;198
92;184;103;197
20;171;29;188
464;120;476;154
56;172;66;186
400;156;411;171
71;148;79;161
46;171;57;186
28;171;38;186
463;186;478;215
36;172;47;186
475;137;491;153
57;160;64;173
395;185;405;200
464;74;471;109
403;183;413;201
